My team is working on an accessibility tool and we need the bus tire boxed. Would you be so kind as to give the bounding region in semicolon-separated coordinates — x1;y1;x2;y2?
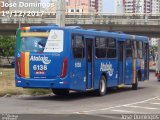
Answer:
52;89;69;96
96;75;107;96
132;76;138;90
137;71;142;81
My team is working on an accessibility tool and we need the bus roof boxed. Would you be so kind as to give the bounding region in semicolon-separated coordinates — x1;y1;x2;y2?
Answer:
21;25;149;43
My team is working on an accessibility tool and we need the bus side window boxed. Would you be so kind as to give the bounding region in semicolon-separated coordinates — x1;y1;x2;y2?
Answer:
137;41;143;59
95;37;107;58
133;41;137;58
126;40;132;58
107;38;116;58
72;35;85;59
143;42;147;59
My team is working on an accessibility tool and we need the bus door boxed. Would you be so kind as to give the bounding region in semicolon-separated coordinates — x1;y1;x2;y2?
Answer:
144;43;149;80
118;41;125;85
85;37;94;89
132;41;137;84
72;35;86;91
125;40;133;84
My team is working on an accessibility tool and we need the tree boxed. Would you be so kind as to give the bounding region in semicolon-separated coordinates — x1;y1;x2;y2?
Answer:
0;36;16;63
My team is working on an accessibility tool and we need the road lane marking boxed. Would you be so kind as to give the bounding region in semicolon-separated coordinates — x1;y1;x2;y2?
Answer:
150;103;160;105
155;97;160;100
75;112;89;114
74;96;159;114
111;109;133;113
125;105;158;110
91;114;121;119
101;96;159;110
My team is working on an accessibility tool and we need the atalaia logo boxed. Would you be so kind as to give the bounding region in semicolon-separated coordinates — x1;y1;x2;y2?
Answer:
100;62;114;77
30;56;51;65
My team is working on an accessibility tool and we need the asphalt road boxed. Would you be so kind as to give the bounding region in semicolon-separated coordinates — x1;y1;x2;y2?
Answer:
0;72;160;119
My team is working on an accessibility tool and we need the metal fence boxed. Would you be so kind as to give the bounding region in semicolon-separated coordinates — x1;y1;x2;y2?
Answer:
1;14;160;25
0;56;14;67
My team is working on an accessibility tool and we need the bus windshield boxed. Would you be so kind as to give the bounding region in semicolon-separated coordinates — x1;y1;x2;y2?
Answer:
20;37;47;52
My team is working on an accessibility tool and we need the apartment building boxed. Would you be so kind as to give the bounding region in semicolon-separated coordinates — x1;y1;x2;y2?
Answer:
151;0;160;14
48;0;102;14
116;0;160;14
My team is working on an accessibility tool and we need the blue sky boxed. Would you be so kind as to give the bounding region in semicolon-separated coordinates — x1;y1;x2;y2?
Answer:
41;0;115;13
103;0;115;13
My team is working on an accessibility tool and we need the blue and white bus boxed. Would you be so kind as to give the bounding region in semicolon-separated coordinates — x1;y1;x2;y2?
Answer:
15;25;149;96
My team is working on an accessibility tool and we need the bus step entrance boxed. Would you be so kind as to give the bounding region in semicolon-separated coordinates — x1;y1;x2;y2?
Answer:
86;88;94;91
118;84;125;88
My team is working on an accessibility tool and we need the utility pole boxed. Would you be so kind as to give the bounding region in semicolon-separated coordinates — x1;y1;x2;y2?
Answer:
56;0;66;27
18;17;21;28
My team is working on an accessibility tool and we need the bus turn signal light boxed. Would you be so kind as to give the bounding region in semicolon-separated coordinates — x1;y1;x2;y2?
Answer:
21;27;30;31
16;57;21;77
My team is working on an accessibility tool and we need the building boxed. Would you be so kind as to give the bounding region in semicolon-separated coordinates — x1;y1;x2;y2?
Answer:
66;0;94;14
0;0;9;12
48;0;102;14
151;0;160;14
115;0;124;14
94;0;103;13
116;0;160;14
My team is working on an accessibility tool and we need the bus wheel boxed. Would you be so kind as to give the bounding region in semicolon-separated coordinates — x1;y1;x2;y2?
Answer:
132;76;138;90
96;76;107;96
52;89;69;96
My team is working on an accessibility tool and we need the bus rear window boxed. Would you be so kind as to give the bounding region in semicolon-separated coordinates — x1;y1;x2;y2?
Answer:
19;30;64;53
20;37;47;52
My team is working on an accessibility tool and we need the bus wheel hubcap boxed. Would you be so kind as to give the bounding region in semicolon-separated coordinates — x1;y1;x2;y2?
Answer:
101;79;105;93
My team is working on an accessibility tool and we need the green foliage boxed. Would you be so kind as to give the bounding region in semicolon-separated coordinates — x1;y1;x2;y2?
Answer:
150;46;158;55
151;46;158;52
0;36;16;57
